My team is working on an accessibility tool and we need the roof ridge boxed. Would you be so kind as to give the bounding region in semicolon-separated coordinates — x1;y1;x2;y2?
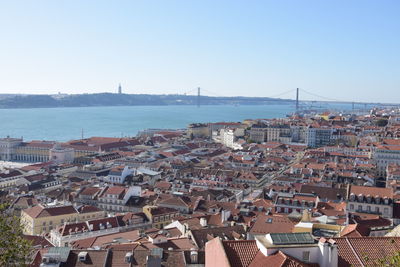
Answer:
345;237;365;267
336;236;400;239
224;239;256;243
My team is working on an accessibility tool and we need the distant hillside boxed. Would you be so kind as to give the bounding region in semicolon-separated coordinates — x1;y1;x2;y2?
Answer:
0;93;294;108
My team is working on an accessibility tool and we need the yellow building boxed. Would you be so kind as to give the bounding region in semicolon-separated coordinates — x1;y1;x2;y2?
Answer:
15;142;53;162
293;210;344;237
143;205;180;229
15;142;97;163
21;204;105;235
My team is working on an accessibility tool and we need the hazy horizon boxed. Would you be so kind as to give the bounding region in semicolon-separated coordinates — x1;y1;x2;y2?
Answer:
0;1;399;103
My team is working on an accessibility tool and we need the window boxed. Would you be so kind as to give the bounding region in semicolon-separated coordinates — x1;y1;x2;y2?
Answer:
376;207;380;213
367;206;371;212
302;251;310;262
43;222;46;226
358;205;362;211
349;204;354;210
384;208;389;214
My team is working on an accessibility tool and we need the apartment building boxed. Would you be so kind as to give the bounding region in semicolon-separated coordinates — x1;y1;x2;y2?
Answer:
21;204;105;235
274;192;319;214
306;127;333;147
0;136;23;161
373;143;400;176
143;205;180;229
105;165;134;184
50;213;148;247
347;185;394;218
266;124;291;143
249;124;292;143
97;186;141;212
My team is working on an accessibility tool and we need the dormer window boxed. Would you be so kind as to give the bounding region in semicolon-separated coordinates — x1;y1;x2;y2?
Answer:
358;194;363;202
384;197;389;205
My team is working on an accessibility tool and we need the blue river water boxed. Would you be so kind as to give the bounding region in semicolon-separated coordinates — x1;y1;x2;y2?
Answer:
0;103;358;141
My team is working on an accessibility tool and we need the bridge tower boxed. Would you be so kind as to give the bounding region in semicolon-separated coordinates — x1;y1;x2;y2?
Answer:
197;87;201;107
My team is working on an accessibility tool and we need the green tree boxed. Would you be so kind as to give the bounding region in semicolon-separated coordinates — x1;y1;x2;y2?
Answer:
0;203;33;267
363;250;400;267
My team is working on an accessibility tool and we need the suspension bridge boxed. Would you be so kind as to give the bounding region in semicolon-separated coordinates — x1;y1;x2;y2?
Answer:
180;87;385;112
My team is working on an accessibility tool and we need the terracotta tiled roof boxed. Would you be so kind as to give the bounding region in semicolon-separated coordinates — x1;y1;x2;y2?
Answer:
23;235;54;248
158;196;190;208
76;205;102;214
340;224;370;237
222;240;259;267
58;222;89;236
349;185;393;198
250;214;296;235
334;237;400;267
148;206;178;216
300;185;346;201
351;214;392;228
64;250;109;267
23;205;77;218
71;230;141;249
190;225;245;249
154;181;172;190
103;186;126;196
13;196;39;207
139;237;197;251
249;251;317;267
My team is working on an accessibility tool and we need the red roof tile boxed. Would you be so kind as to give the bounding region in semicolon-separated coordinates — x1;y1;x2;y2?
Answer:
222;240;259;267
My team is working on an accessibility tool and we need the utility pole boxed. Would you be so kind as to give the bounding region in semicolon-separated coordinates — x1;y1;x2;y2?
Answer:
197;87;201;108
296;88;299;112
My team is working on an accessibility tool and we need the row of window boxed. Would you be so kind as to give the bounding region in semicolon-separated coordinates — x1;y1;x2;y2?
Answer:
99;204;124;211
348;204;389;214
153;213;176;222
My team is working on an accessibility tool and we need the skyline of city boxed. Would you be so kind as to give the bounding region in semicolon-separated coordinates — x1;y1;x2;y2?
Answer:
0;0;399;103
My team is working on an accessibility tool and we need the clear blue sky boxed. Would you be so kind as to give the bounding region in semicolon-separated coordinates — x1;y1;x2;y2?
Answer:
0;0;399;103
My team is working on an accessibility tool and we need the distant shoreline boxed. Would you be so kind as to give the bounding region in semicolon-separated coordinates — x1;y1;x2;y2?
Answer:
0;102;297;110
0;92;390;109
0;93;299;109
